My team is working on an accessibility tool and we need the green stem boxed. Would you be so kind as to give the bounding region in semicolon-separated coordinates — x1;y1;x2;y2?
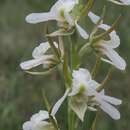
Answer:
97;67;113;92
68;36;73;71
63;54;72;88
49;115;59;130
47;36;60;60
80;0;95;18
91;55;101;79
68;99;75;130
91;112;99;130
58;36;64;58
68;99;71;130
79;42;91;58
67;36;76;130
42;91;51;111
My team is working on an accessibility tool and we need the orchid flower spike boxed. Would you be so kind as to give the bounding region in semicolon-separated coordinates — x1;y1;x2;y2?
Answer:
25;0;89;39
20;42;58;70
88;12;126;70
108;0;130;5
64;68;122;121
23;110;56;130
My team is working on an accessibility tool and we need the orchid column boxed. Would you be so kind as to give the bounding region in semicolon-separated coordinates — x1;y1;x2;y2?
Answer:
20;0;129;130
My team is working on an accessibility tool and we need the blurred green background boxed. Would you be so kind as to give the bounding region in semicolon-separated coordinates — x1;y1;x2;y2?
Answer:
0;0;130;130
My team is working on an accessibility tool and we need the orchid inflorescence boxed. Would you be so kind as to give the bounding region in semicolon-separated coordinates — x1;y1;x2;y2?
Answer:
20;0;129;130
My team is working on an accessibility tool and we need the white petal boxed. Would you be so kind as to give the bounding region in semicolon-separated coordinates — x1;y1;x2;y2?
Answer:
110;0;125;4
32;42;50;59
119;0;130;4
20;57;44;70
88;80;100;90
72;68;92;82
70;68;93;96
51;89;70;116
23;121;32;130
33;121;52;130
75;22;89;39
69;79;81;96
99;24;120;48
50;0;65;12
98;39;120;49
51;0;77;15
70;97;87;121
100;45;126;70
88;11;101;24
20;55;54;70
98;23;110;30
99;100;121;120
62;1;77;12
108;0;130;5
100;89;105;95
26;12;57;24
31;110;49;122
86;80;100;96
101;95;122;105
110;31;120;48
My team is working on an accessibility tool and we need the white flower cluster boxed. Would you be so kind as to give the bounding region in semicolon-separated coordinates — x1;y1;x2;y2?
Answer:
20;0;129;130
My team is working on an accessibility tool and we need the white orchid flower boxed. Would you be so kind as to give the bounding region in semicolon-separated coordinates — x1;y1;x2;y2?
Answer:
23;110;55;130
20;42;58;70
108;0;130;5
63;68;122;121
88;12;126;70
25;0;89;39
68;68;99;121
26;0;78;24
22;90;69;130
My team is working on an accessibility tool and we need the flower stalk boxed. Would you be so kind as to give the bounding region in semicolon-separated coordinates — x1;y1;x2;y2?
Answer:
97;67;113;92
91;55;101;79
80;0;95;18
